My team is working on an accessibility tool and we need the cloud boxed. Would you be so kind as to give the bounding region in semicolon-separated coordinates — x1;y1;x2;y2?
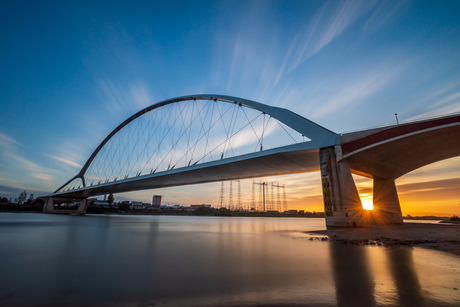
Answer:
433;90;460;108
9;154;58;175
0;132;22;147
405;98;460;122
397;157;460;184
397;177;460;200
285;0;378;74
31;173;55;181
45;154;82;169
0;184;50;200
308;54;414;119
362;0;411;34
0;131;58;188
404;79;460;122
209;0;412;122
98;79;154;116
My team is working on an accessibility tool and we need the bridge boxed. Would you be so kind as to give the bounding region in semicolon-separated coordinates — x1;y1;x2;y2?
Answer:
43;95;460;227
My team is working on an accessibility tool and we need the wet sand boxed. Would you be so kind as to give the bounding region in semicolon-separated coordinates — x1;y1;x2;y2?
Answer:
307;222;460;256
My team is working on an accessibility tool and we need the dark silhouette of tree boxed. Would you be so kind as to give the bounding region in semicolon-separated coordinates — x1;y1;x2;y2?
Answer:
194;205;217;216
18;191;27;204
107;193;114;208
119;201;130;211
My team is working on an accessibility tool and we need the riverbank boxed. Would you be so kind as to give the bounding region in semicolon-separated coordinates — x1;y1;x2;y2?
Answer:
307;222;460;256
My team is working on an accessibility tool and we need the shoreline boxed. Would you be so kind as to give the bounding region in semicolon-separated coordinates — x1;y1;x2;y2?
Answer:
307;222;460;257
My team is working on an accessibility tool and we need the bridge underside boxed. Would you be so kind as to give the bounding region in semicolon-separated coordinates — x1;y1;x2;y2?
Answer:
52;148;321;199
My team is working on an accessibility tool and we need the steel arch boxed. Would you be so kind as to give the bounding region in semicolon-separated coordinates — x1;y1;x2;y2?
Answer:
54;94;338;194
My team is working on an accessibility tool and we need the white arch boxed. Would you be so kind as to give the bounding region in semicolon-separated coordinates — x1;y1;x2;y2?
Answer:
54;95;338;194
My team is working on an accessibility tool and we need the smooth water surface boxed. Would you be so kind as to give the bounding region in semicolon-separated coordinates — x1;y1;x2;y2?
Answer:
0;213;459;306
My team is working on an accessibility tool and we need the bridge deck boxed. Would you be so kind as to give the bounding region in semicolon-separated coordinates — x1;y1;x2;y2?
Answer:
53;148;320;199
341;114;460;178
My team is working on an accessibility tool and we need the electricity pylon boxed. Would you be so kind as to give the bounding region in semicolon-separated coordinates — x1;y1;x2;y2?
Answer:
253;181;266;212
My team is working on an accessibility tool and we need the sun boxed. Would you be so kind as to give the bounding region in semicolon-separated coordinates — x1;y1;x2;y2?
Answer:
360;194;373;210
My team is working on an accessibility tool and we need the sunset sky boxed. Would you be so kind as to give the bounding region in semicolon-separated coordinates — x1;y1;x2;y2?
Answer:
0;0;459;216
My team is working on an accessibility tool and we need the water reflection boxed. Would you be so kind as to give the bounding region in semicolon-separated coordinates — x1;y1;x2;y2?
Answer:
329;243;376;306
387;247;424;306
0;213;458;306
329;239;457;307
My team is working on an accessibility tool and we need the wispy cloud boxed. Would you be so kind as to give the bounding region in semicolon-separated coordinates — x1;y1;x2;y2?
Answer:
0;132;22;148
307;53;415;119
31;173;55;181
0;132;58;188
403;77;460;122
45;154;82;169
10;154;59;176
210;0;411;117
396;157;460;185
362;0;411;34
405;101;460;122
98;80;154;116
433;90;460;108
397;177;460;197
289;0;377;72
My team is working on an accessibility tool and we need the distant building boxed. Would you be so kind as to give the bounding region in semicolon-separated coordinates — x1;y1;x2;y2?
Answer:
152;195;162;207
130;201;143;209
161;204;181;210
94;201;119;208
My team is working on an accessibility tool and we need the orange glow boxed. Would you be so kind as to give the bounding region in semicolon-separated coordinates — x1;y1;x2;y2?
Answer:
360;194;373;210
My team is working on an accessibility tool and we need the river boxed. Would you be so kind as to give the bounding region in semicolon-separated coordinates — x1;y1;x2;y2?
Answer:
0;213;459;306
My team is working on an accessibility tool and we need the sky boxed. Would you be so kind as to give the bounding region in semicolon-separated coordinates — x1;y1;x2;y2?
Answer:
0;0;459;216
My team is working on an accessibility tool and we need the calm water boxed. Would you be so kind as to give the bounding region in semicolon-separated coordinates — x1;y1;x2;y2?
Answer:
0;213;459;307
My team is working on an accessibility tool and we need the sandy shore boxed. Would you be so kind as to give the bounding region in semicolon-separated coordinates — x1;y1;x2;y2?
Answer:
307;222;460;257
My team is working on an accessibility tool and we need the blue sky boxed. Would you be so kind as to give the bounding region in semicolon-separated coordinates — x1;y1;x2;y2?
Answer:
1;0;459;214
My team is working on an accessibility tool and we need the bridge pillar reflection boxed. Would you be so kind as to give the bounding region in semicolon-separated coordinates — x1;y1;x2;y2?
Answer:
44;197;87;214
320;147;365;227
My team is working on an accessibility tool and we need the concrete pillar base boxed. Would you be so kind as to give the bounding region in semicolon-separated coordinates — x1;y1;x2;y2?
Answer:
372;177;404;224
320;147;404;227
43;197;87;214
320;147;365;227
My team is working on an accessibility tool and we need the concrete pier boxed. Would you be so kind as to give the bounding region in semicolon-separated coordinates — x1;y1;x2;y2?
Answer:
320;146;404;227
44;197;87;214
320;147;365;227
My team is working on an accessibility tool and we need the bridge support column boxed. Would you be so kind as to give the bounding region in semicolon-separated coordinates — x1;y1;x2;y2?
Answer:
43;197;88;214
320;147;365;227
373;177;403;224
